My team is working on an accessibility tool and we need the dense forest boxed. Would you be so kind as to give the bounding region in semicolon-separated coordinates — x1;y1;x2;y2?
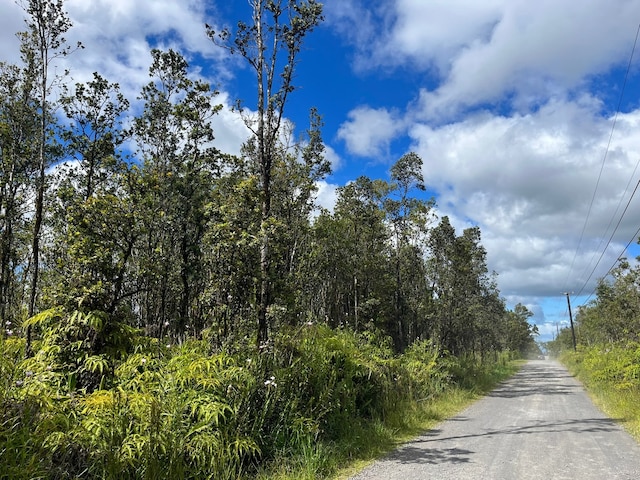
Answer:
0;1;539;478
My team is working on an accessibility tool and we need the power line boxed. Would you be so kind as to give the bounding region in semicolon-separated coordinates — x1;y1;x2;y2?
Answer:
577;157;640;288
564;22;640;292
575;178;640;298
580;220;640;307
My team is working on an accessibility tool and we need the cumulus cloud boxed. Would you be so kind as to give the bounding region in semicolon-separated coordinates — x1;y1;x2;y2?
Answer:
337;106;405;158
0;0;227;108
0;2;27;65
323;143;343;171
327;0;640;119
410;98;640;298
314;180;339;213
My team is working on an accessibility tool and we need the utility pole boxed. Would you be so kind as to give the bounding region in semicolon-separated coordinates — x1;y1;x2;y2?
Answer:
564;292;577;351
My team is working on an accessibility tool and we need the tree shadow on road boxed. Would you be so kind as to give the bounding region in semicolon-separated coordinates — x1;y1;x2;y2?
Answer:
487;362;581;398
385;445;473;465
411;417;626;445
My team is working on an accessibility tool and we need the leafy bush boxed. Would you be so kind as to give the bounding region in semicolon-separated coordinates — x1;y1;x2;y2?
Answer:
562;343;640;441
564;343;640;391
0;322;516;479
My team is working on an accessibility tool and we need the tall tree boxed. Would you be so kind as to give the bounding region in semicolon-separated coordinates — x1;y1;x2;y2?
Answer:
132;49;221;338
576;257;640;344
208;0;324;344
46;73;134;316
60;72;129;200
265;109;330;322
18;0;80;354
385;152;434;350
327;176;392;332
426;217;496;355
426;216;458;351
0;62;39;327
503;303;539;356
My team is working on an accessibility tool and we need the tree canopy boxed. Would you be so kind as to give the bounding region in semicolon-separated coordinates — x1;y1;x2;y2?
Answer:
0;0;537;364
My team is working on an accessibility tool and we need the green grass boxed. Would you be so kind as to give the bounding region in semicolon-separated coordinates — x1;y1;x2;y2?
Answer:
1;327;523;480
255;358;522;480
583;385;640;440
562;347;640;442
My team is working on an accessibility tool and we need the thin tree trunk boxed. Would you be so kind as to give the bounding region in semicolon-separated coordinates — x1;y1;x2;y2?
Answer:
26;56;47;357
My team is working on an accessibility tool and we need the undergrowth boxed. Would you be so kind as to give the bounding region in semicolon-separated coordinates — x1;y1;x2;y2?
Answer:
562;343;640;440
0;322;519;479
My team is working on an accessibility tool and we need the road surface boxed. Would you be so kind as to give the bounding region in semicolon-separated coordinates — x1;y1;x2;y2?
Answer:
349;360;640;479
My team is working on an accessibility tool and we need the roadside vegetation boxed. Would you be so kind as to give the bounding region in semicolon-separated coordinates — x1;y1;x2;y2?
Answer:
1;1;536;478
548;258;640;441
1;325;520;479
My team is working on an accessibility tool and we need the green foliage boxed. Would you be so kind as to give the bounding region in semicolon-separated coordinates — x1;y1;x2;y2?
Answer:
573;258;640;346
562;344;640;440
0;2;535;478
502;303;539;357
0;324;521;480
22;306;138;392
564;343;640;390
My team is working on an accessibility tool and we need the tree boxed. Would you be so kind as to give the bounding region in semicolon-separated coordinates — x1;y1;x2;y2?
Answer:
60;72;129;200
426;216;458;351
503;303;539;356
576;257;640;344
263;108;330;323
131;49;221;338
322;176;392;332
385;152;434;350
426;217;498;355
0;62;39;327
207;0;324;345
45;72;131;312
18;0;80;354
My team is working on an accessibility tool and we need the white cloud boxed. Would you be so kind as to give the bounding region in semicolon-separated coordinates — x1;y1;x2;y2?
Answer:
323;143;343;171
0;0;230;108
314;181;339;213
328;0;640;119
0;0;251;158
418;0;640;118
209;92;251;157
337;106;405;158
409;98;640;298
61;0;224;101
0;2;26;65
378;0;504;73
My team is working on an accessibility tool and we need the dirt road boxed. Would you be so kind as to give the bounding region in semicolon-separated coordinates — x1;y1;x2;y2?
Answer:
349;360;640;479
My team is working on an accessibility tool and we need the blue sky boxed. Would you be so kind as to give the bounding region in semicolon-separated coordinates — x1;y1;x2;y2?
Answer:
2;0;640;343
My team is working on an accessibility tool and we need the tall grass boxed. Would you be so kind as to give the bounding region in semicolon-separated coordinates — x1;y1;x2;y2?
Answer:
562;344;640;440
0;325;519;479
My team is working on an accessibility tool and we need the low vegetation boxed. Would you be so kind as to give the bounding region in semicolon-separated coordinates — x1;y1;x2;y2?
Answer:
551;257;640;442
562;345;640;441
0;324;518;479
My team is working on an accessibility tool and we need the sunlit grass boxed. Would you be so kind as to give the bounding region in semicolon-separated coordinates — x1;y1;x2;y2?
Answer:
562;347;640;443
256;359;521;480
587;386;640;440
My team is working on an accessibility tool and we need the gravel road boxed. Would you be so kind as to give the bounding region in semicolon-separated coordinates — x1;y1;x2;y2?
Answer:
349;360;640;479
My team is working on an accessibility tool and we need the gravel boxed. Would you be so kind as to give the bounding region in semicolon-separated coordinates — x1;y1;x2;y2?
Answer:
349;360;640;480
